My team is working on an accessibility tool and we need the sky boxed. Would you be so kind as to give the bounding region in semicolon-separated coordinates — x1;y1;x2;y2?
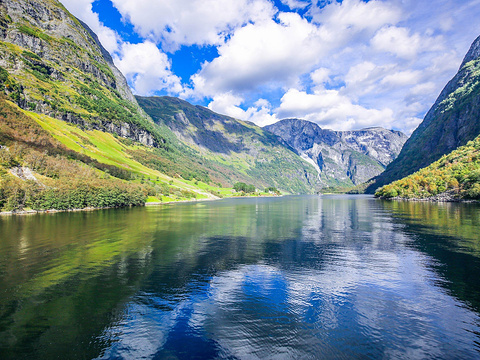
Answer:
61;0;480;134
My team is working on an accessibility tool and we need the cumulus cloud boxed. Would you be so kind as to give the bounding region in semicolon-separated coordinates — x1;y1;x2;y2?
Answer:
310;0;401;37
371;26;443;59
192;12;330;96
311;68;331;87
381;70;422;87
277;88;395;131
110;0;275;50
371;26;422;59
191;0;402;98
207;93;246;120
280;0;309;9
208;94;278;127
114;42;183;95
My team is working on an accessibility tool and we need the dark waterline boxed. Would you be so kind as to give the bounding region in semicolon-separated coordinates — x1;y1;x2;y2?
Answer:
0;195;480;359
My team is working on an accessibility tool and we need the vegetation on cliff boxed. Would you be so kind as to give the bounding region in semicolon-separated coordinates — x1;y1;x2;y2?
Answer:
0;5;166;146
375;135;480;200
0;95;150;211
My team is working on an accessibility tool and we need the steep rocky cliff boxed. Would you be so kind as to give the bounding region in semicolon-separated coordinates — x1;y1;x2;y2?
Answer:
136;96;319;194
0;0;161;146
264;119;407;187
367;34;480;193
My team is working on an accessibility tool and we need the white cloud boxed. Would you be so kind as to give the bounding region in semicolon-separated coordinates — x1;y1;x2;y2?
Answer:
310;0;401;37
371;26;424;59
280;0;309;9
114;42;183;95
192;12;330;96
381;70;422;87
110;0;275;50
410;82;437;96
207;94;277;127
311;68;331;87
343;62;397;99
372;25;445;61
277;88;395;131
207;93;246;120
191;0;403;98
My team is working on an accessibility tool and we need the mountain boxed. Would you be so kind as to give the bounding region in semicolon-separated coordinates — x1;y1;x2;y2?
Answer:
0;0;208;211
264;119;407;188
136;96;318;194
367;34;480;193
0;0;320;212
375;135;480;200
0;0;164;147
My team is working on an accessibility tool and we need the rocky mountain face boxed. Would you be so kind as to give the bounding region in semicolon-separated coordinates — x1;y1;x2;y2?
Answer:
136;96;319;193
0;0;161;146
264;119;407;187
367;34;480;193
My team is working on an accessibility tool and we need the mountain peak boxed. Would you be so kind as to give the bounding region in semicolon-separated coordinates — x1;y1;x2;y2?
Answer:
460;34;480;69
367;33;480;193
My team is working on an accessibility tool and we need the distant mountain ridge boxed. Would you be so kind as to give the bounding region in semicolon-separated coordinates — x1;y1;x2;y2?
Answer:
264;119;407;187
367;34;480;193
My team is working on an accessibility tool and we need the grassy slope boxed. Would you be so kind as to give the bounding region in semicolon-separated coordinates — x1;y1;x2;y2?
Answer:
0;95;279;212
31;111;244;200
375;135;480;200
0;95;234;211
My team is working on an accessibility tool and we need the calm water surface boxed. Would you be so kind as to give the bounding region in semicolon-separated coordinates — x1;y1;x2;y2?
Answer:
1;195;480;359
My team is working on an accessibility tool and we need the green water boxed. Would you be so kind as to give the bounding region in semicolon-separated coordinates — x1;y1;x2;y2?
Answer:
0;195;479;359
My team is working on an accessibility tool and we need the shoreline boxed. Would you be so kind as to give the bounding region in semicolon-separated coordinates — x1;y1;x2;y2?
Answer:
0;206;124;217
376;193;480;204
0;198;219;217
0;194;283;216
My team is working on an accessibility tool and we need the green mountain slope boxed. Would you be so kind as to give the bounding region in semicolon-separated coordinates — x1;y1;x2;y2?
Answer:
136;96;318;194
375;135;480;200
0;0;230;211
367;34;480;193
0;95;149;210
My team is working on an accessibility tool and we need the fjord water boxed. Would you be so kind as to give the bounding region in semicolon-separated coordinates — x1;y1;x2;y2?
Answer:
1;196;480;359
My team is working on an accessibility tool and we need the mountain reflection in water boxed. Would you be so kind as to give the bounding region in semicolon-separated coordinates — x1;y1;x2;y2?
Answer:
0;195;479;359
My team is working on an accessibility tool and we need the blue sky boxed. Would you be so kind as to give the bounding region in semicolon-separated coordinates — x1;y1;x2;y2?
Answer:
61;0;480;134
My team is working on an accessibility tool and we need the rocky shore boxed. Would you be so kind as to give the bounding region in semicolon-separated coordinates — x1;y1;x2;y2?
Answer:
378;190;479;203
